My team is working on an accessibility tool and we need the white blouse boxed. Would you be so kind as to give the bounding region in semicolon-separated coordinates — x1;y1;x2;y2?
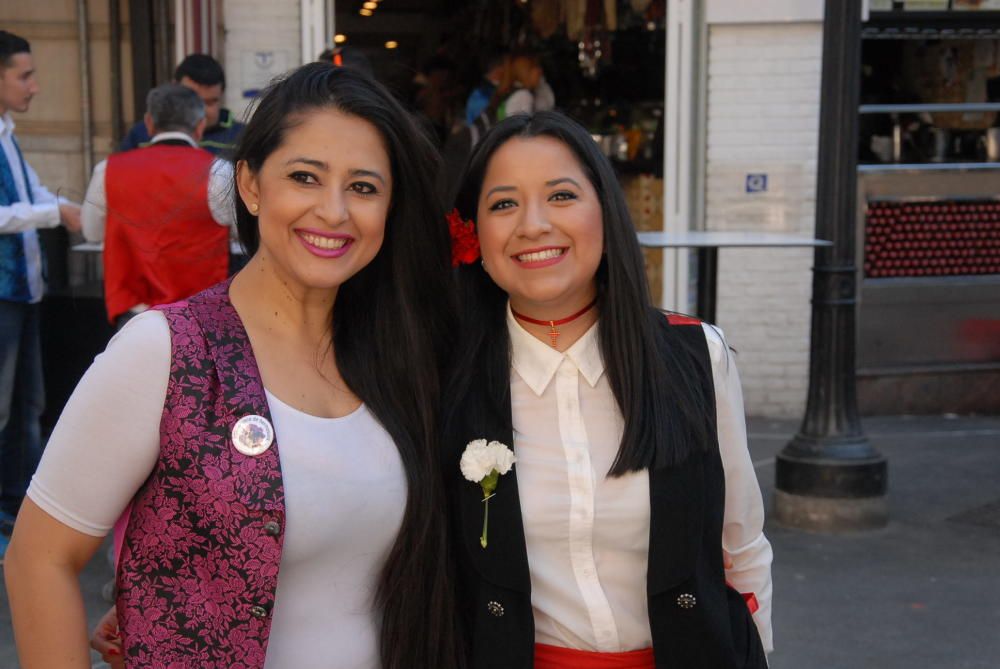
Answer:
28;311;406;669
507;307;773;653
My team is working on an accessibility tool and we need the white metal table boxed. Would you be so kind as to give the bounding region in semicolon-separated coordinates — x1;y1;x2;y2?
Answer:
637;231;833;322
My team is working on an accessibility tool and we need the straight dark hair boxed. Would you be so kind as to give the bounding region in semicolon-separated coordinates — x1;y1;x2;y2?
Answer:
232;63;460;669
174;53;225;88
449;111;713;475
0;30;30;67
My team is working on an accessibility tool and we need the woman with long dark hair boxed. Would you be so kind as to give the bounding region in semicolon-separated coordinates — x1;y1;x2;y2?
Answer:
444;111;772;669
5;63;460;669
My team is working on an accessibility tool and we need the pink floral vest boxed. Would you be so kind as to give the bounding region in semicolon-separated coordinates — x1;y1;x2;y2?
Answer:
116;280;286;668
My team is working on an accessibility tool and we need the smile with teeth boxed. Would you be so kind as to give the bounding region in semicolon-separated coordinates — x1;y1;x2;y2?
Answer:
515;248;565;262
300;232;349;250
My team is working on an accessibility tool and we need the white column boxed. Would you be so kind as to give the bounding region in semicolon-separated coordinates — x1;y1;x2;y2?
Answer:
300;0;329;63
661;0;703;312
327;0;336;44
175;0;186;65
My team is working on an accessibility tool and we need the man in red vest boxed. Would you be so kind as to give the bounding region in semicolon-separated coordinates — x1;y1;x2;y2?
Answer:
81;84;234;327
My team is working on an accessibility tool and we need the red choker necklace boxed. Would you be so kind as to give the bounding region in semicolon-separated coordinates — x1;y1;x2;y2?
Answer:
511;299;598;348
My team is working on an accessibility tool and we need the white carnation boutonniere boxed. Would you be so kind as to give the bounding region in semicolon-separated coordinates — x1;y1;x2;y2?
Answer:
460;439;516;549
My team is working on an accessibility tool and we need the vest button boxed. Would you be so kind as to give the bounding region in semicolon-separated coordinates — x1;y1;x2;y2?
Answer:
263;520;281;536
486;600;504;617
676;593;697;609
249;605;269;619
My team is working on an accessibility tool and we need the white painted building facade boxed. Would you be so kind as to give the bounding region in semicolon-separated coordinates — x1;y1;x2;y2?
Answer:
701;2;825;418
663;0;829;417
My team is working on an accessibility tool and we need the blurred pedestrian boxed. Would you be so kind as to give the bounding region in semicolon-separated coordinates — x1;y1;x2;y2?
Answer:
119;53;244;156
495;51;555;120
465;50;506;125
413;55;462;147
0;30;81;559
81;83;234;329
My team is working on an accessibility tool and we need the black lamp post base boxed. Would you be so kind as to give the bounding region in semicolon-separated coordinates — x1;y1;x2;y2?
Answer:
774;452;888;531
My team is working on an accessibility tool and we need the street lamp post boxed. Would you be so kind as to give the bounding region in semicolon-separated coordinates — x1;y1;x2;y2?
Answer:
773;0;888;531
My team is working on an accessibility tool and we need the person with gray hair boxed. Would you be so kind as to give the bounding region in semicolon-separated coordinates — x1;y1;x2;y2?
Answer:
145;82;206;135
80;82;235;329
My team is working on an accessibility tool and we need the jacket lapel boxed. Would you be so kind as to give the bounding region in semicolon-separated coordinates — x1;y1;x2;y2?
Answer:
647;311;715;595
187;280;285;514
454;391;531;593
646;452;706;595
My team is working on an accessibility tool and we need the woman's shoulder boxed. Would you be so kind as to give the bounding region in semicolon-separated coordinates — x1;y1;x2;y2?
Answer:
651;308;733;372
107;310;171;362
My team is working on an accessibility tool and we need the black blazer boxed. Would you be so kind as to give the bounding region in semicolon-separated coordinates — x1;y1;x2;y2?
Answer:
444;312;767;669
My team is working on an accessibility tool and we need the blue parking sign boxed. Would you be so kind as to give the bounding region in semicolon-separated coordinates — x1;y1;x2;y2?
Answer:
745;173;768;193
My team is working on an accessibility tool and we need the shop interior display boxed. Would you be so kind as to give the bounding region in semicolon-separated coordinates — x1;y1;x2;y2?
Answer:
864;201;1000;277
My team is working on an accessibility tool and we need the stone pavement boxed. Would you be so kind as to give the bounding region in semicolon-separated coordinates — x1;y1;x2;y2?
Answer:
753;415;1000;669
1;414;998;668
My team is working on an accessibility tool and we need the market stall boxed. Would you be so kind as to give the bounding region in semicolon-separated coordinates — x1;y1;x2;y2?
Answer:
857;4;1000;412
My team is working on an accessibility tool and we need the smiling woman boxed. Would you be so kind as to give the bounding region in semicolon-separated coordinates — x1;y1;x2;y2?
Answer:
5;63;461;669
444;112;773;669
236;108;391;296
475;135;605;343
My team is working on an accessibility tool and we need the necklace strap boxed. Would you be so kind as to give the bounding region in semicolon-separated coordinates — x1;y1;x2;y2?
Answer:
511;298;597;327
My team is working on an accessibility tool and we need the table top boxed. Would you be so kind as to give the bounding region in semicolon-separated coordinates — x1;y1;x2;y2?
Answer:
637;231;833;248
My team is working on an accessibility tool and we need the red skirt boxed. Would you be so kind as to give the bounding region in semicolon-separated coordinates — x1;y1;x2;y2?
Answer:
534;644;656;669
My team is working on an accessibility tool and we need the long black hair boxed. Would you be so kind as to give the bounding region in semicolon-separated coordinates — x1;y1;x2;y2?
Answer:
449;111;713;475
232;63;460;669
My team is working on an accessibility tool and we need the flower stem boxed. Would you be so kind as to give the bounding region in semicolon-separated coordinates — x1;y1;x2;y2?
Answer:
480;496;489;548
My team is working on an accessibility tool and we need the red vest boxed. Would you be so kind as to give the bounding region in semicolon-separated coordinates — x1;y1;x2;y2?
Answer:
104;143;229;323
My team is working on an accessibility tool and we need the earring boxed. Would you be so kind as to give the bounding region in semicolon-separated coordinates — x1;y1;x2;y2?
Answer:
250;203;259;214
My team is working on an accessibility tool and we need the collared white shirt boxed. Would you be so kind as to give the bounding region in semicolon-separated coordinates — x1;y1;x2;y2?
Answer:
507;306;773;653
80;131;236;244
0;112;64;302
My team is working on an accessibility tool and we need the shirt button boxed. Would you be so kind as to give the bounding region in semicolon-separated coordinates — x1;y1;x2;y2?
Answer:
263;520;281;536
249;604;269;619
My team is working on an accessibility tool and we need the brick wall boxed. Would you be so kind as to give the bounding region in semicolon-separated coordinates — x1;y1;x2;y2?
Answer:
703;22;823;418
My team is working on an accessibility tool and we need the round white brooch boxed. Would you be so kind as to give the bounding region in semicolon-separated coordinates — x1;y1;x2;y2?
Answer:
231;414;274;456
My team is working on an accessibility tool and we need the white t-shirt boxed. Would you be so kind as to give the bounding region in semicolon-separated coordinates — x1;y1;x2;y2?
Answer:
28;311;406;669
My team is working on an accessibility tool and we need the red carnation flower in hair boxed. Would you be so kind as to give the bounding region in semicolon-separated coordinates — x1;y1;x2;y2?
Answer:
447;208;481;268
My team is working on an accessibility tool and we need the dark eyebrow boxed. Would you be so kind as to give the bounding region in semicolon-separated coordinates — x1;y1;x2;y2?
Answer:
283;160;386;185
349;168;386;185
546;177;582;189
285;157;328;170
485;185;517;200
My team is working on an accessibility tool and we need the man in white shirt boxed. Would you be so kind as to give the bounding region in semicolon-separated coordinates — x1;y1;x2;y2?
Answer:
0;30;82;552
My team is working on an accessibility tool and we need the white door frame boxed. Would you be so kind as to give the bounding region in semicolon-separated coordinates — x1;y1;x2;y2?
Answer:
661;0;706;312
